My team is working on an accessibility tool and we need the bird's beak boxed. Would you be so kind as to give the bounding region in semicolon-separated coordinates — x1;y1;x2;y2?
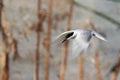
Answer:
92;31;107;41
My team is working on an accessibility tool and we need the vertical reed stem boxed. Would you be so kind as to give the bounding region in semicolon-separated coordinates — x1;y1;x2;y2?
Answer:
34;0;41;80
111;54;120;80
111;72;118;80
1;53;9;80
34;31;40;80
78;53;83;80
59;2;74;80
59;42;68;80
13;38;19;61
44;0;53;80
95;50;102;80
0;0;9;80
67;3;74;31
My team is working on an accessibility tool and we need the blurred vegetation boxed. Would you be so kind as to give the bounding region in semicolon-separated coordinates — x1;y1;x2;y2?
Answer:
67;0;120;29
0;0;120;80
0;60;2;73
107;0;120;2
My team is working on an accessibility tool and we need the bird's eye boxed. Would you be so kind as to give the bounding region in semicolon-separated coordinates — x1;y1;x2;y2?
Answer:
93;34;95;36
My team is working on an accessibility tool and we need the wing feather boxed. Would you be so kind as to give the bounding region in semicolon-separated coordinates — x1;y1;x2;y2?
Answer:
53;30;76;45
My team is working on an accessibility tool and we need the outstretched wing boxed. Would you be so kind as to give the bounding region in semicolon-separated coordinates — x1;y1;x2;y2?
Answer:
53;30;76;45
92;30;107;41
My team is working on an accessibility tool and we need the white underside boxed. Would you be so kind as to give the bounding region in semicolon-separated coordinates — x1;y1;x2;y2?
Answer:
69;32;89;59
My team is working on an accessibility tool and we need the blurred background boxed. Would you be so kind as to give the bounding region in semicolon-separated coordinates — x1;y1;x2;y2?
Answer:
0;0;120;80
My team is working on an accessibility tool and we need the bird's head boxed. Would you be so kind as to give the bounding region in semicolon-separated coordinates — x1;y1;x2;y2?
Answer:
91;30;107;41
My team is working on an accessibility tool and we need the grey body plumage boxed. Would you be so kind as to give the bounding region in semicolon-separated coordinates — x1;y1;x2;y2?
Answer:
81;30;92;42
54;29;106;58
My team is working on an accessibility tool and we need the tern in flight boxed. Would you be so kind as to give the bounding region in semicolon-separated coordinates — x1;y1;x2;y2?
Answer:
54;29;107;58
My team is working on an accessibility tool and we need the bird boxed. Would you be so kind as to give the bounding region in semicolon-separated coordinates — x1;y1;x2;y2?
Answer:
54;29;107;58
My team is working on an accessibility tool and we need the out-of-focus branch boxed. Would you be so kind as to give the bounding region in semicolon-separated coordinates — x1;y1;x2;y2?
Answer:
95;50;102;80
110;52;120;80
34;0;45;80
59;1;74;80
78;53;83;80
44;0;53;80
12;38;20;61
107;0;120;2
66;0;120;29
0;0;9;80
